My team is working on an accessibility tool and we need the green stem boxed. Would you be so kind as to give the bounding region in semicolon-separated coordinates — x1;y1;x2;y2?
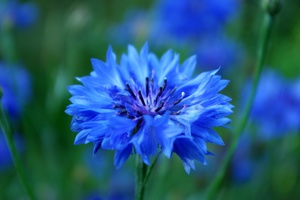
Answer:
0;93;36;200
0;26;16;62
204;13;276;200
135;155;147;200
143;153;160;185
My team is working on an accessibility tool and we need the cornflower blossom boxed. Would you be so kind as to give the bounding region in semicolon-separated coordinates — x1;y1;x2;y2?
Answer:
250;69;300;139
195;37;242;71
66;43;233;173
0;63;31;119
230;134;254;183
107;10;149;46
0;0;38;29
153;0;239;41
84;170;134;200
0;131;12;170
0;131;23;170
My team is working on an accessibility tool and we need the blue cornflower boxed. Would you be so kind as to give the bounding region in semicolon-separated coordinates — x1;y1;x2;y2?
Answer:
0;62;31;119
249;69;300;139
0;131;12;170
66;43;233;173
195;37;242;71
0;0;38;29
153;0;239;41
106;10;149;46
230;134;254;183
0;130;23;170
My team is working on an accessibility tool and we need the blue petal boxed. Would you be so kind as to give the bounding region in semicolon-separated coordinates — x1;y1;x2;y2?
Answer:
182;158;195;174
180;55;196;78
127;44;149;85
173;137;207;174
140;42;149;59
91;58;123;88
74;129;91;144
132;117;158;165
172;105;203;124
159;123;183;158
176;69;219;98
106;45;117;67
93;141;102;154
114;144;133;169
158;54;179;85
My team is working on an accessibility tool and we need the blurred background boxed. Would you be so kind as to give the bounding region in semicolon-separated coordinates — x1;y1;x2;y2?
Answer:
0;0;300;199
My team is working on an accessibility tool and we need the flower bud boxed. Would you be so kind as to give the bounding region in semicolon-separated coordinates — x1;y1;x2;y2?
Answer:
262;0;282;16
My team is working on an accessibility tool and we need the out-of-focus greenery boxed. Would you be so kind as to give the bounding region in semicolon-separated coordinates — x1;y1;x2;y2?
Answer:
1;0;300;199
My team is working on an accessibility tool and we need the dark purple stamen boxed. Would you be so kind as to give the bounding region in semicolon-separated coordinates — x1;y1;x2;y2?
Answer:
127;114;135;119
155;101;165;112
162;78;167;91
126;83;136;100
171;105;187;115
117;109;127;115
171;110;181;115
169;87;177;96
113;104;125;109
138;90;146;106
155;87;163;103
174;92;185;105
155;80;168;104
115;77;185;118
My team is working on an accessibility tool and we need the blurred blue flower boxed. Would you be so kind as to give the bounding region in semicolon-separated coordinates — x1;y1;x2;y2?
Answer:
250;69;300;139
195;37;242;71
153;0;239;41
107;170;134;200
0;0;38;29
84;170;134;200
106;10;149;46
83;148;109;179
0;62;31;119
0;131;12;170
84;192;103;200
66;43;233;173
231;134;254;183
0;130;23;170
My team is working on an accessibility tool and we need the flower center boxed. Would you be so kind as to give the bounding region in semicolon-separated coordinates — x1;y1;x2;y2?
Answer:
113;77;185;120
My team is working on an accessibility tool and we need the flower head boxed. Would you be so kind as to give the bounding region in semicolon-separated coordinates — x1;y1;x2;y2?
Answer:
66;43;233;173
0;63;31;119
153;0;239;41
0;131;23;171
0;0;38;29
195;37;242;71
249;69;300;139
106;10;149;46
230;134;254;183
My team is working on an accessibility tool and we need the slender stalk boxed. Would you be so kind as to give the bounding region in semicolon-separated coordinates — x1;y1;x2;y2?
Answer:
0;25;16;62
0;92;36;200
143;153;160;185
204;11;277;200
135;155;148;200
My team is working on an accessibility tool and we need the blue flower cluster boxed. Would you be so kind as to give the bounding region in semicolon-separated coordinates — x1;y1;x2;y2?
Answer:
250;69;300;139
155;0;239;40
195;37;242;71
152;0;242;71
66;44;233;173
0;131;23;170
0;0;38;29
0;63;31;119
230;134;254;183
0;132;13;170
106;10;149;46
